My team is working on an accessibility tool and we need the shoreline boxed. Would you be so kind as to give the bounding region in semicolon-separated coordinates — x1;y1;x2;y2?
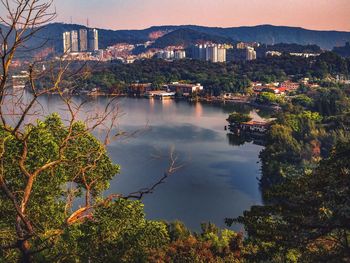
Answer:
40;91;281;111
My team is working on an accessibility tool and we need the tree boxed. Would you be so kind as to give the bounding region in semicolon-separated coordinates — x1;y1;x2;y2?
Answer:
150;222;243;263
0;114;170;262
227;142;350;262
0;1;180;261
62;199;169;262
167;221;191;242
226;112;252;125
312;88;350;116
291;94;313;108
256;92;282;105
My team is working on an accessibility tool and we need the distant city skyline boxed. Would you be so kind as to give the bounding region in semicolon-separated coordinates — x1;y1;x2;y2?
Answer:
53;0;350;31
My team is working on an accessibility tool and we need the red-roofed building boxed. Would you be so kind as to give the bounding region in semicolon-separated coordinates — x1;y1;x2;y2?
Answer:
273;87;288;95
279;81;300;90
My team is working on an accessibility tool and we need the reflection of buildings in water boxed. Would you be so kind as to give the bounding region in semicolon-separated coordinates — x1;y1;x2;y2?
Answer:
227;133;250;146
227;132;266;147
96;97;123;137
194;102;203;119
44;94;59;113
34;95;118;133
160;97;172;107
148;98;155;113
160;98;176;118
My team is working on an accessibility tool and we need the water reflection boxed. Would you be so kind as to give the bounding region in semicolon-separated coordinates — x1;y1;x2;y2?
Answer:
27;96;264;231
194;102;203;119
227;133;267;147
102;98;264;231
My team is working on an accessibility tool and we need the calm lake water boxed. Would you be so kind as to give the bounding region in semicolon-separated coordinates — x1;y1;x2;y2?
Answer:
34;95;264;231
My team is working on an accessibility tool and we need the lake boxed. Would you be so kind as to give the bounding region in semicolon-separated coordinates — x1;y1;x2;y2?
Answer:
35;95;264;231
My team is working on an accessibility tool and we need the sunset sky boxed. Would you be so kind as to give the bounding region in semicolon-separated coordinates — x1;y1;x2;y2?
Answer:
53;0;350;31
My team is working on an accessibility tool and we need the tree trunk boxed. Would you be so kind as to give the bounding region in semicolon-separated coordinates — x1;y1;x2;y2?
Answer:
19;240;32;263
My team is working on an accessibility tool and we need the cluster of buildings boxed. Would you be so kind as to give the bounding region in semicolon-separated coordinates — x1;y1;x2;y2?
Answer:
289;52;320;58
103;43;136;62
251;79;321;95
63;28;99;54
155;42;258;63
156;50;186;60
246;47;257;61
192;44;229;63
128;82;203;99
102;45;157;63
60;28;322;64
265;51;321;58
236;42;260;49
234;42;259;61
265;51;282;57
252;81;300;95
231;43;258;61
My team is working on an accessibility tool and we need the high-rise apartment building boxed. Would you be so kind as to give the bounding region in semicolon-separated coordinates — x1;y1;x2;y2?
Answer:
217;46;227;62
193;44;227;63
63;28;99;53
88;29;99;51
198;44;207;60
165;50;175;59
206;45;218;63
79;29;88;52
70;30;79;52
246;47;257;61
192;44;207;60
174;50;186;59
63;32;71;53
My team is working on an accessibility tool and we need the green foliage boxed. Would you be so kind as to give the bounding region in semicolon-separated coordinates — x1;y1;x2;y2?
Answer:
54;52;350;98
0;114;245;263
152;28;230;48
232;82;350;261
0;113;172;262
150;222;243;263
259;108;328;188
256;92;282;105
167;221;191;242
312;87;350;116
87;71;126;93
291;94;314;108
66;199;169;262
230;142;350;262
227;112;252;124
259;123;303;187
282;111;322;136
1;115;116;217
333;42;350;58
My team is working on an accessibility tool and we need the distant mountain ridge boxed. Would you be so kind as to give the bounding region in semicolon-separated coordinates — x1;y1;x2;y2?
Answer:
165;25;350;50
2;23;350;54
151;28;232;48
